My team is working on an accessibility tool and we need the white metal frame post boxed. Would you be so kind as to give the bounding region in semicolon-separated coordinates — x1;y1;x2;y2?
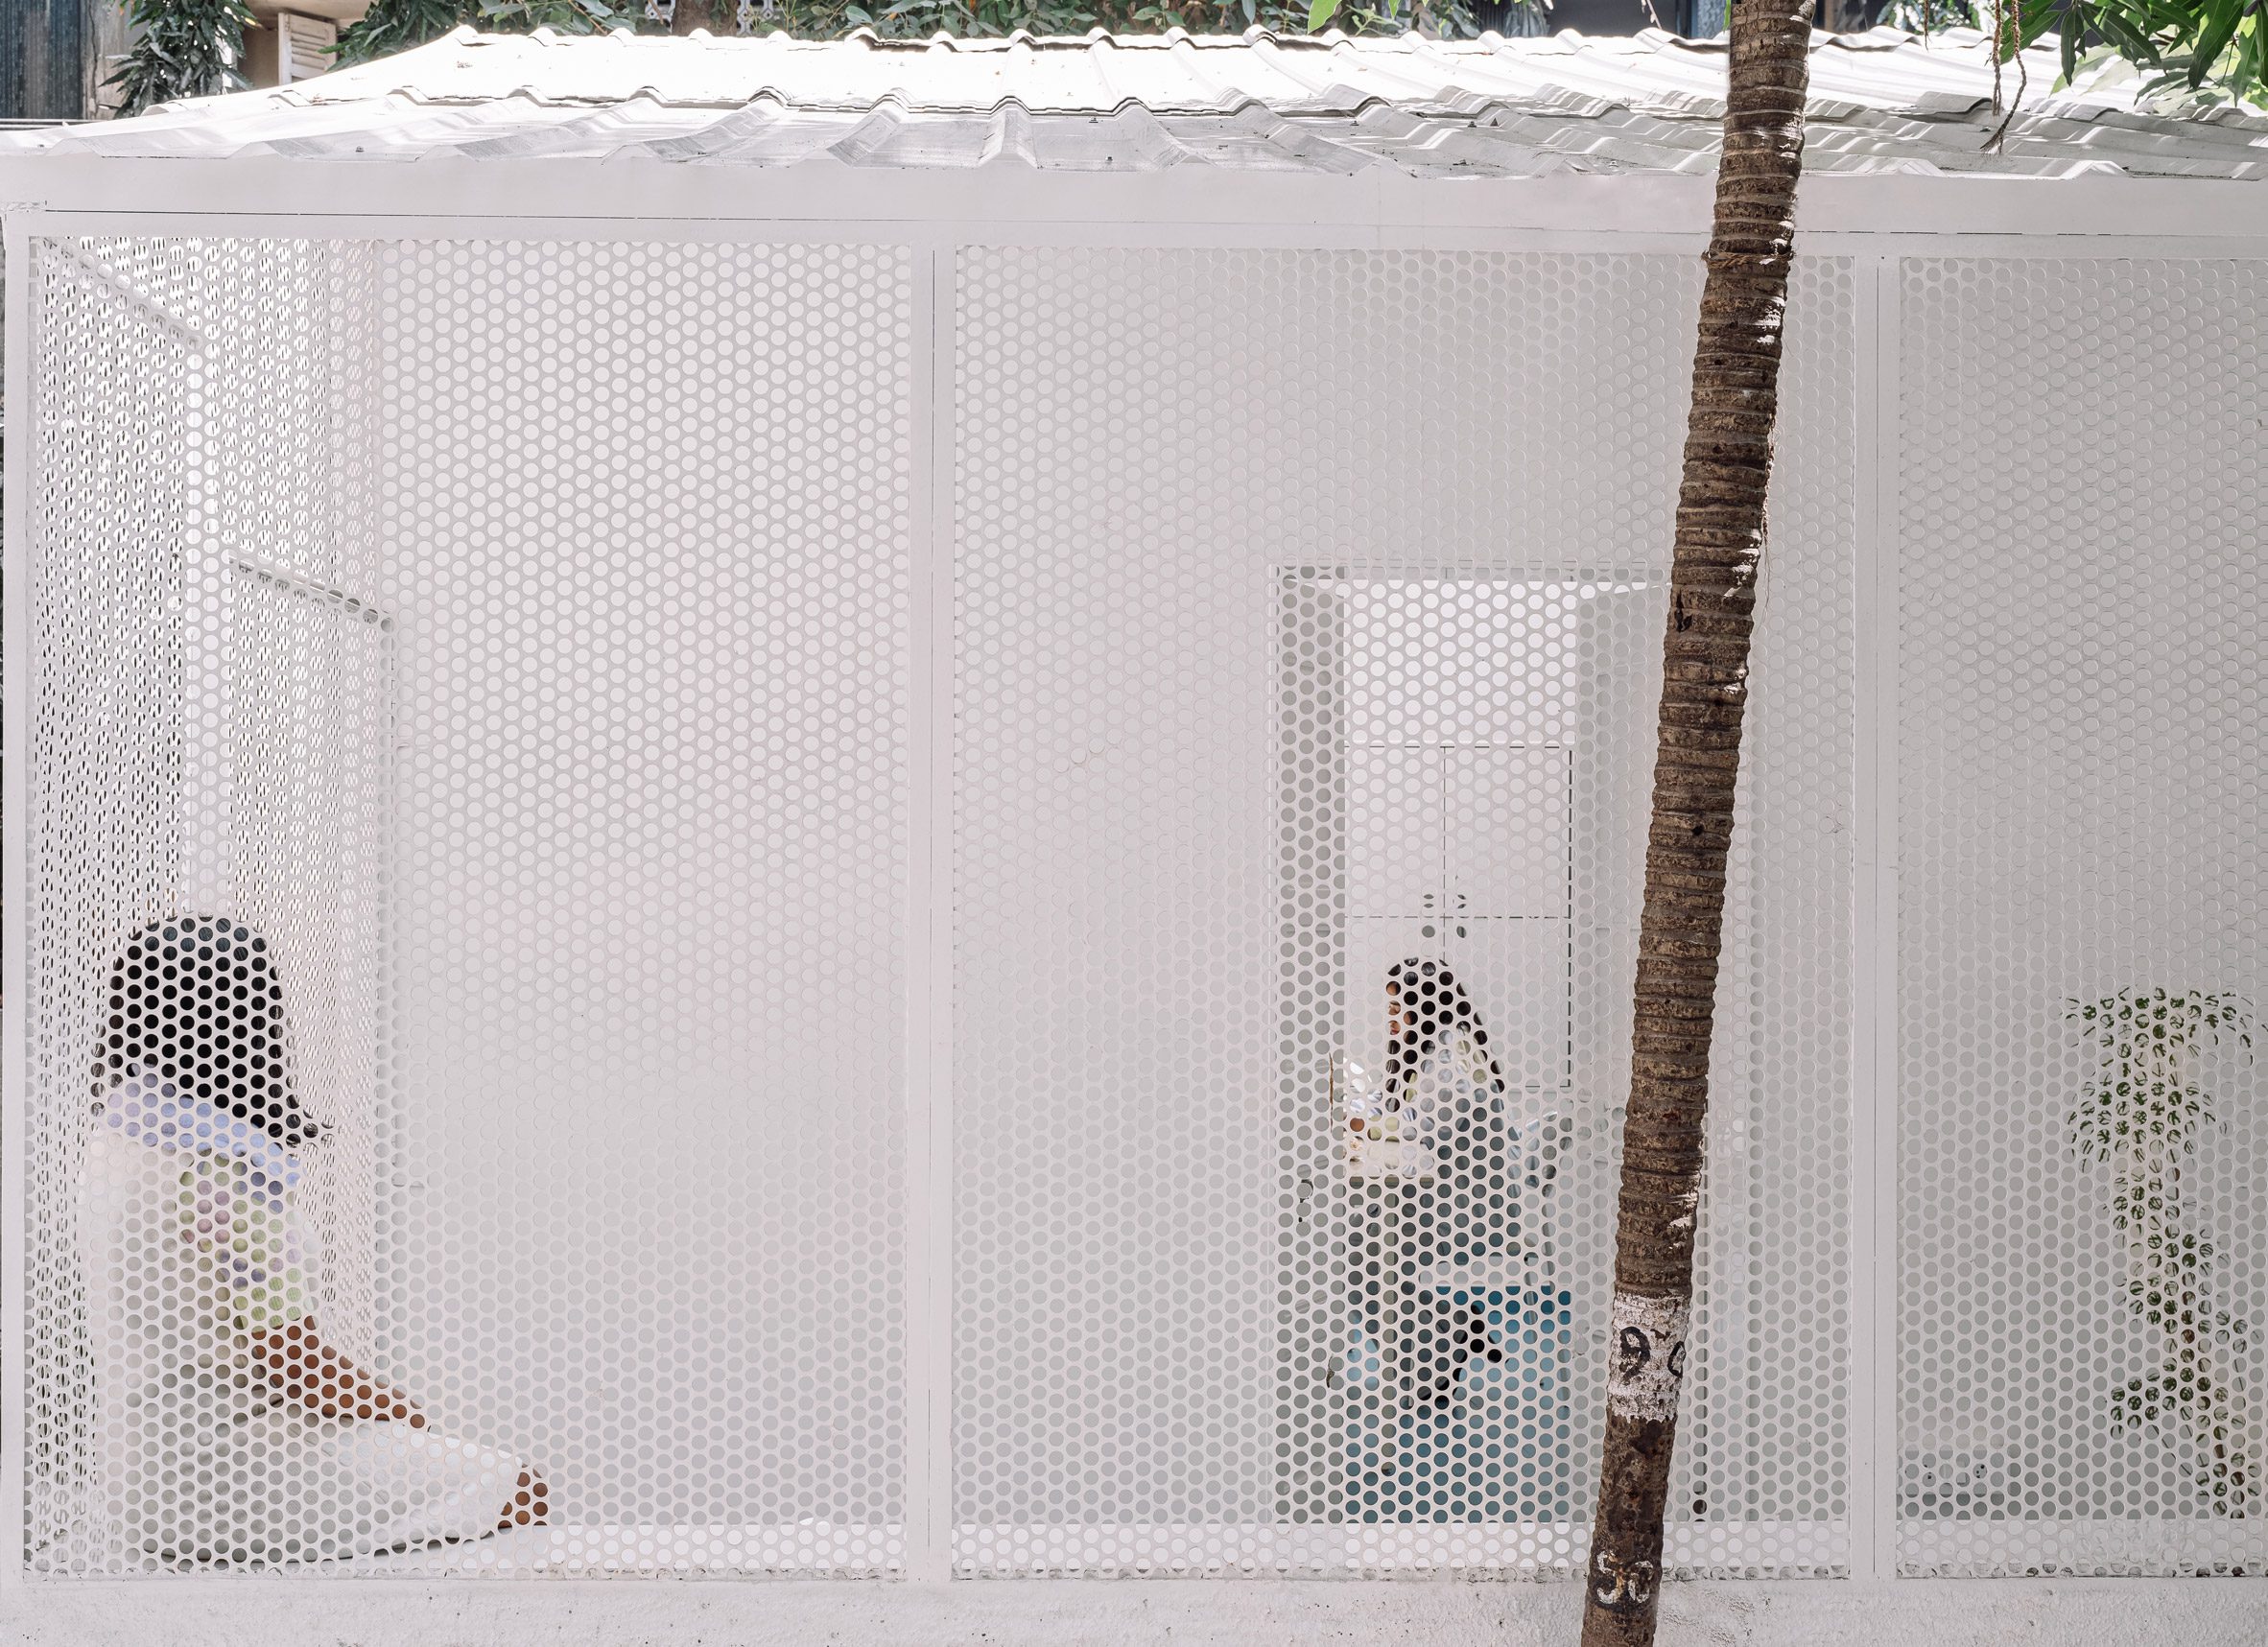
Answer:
902;239;958;1584
1847;252;1903;1584
0;208;35;1592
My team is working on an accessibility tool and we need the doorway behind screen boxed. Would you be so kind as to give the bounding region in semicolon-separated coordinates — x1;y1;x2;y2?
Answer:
1272;567;1656;1536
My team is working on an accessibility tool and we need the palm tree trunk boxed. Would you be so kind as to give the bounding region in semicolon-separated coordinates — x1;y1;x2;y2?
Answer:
1580;4;1815;1642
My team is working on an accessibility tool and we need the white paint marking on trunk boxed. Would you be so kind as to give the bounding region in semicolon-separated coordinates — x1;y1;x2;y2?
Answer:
1607;1291;1690;1423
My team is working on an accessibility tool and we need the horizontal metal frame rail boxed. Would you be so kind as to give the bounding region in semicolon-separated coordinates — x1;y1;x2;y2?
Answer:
3;157;2268;245
6;207;2268;267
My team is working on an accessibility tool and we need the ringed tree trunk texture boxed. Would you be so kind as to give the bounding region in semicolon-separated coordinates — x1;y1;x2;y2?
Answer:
1579;3;1815;1644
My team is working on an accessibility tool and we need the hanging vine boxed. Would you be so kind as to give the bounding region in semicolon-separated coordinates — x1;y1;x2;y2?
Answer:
2067;988;2258;1517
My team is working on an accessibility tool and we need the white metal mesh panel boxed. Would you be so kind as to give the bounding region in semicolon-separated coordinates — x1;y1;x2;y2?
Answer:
1895;258;2268;1576
19;217;2268;1597
1676;254;1855;1575
22;235;912;1575
21;236;206;1572
948;247;1852;1577
18;228;1875;1586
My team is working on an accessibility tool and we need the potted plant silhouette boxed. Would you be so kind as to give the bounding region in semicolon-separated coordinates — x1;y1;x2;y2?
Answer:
2067;988;2257;1517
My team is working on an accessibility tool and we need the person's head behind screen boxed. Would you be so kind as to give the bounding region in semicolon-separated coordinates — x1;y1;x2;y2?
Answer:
1384;955;1506;1095
98;915;318;1149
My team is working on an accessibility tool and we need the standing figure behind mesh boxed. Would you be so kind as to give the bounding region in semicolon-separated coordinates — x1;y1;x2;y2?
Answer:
81;915;545;1566
1343;959;1514;1411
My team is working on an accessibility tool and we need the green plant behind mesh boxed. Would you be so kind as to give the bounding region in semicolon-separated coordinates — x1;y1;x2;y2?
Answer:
2067;988;2257;1516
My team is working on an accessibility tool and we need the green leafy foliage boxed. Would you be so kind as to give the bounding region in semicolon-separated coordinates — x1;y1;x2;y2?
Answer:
793;0;1468;38
2042;0;2268;107
1894;0;2268;107
2067;987;2253;1165
850;0;1487;35
111;0;256;114
337;0;629;68
2067;988;2258;1515
332;0;1496;72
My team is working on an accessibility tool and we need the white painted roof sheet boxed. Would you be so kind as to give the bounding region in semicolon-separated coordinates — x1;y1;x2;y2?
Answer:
5;25;2263;179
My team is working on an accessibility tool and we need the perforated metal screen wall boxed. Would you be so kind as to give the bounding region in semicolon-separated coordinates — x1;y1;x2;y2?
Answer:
1893;259;2268;1577
949;248;1852;1578
7;229;2260;1585
23;237;911;1576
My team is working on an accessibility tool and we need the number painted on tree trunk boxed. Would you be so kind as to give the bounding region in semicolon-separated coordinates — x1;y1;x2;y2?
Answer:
1605;1291;1689;1423
1592;1547;1657;1609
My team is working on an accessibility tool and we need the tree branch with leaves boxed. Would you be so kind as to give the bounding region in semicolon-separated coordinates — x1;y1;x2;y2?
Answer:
2027;0;2267;106
1890;0;2268;107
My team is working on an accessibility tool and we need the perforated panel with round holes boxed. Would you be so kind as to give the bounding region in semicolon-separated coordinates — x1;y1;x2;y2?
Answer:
1895;258;2268;1577
947;247;1854;1578
24;236;912;1576
17;234;1862;1582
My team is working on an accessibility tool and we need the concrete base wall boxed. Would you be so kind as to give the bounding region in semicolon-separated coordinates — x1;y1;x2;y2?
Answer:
3;1578;2256;1646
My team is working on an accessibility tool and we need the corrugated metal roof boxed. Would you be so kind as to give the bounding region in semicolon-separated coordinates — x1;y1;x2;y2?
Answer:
5;25;2263;179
